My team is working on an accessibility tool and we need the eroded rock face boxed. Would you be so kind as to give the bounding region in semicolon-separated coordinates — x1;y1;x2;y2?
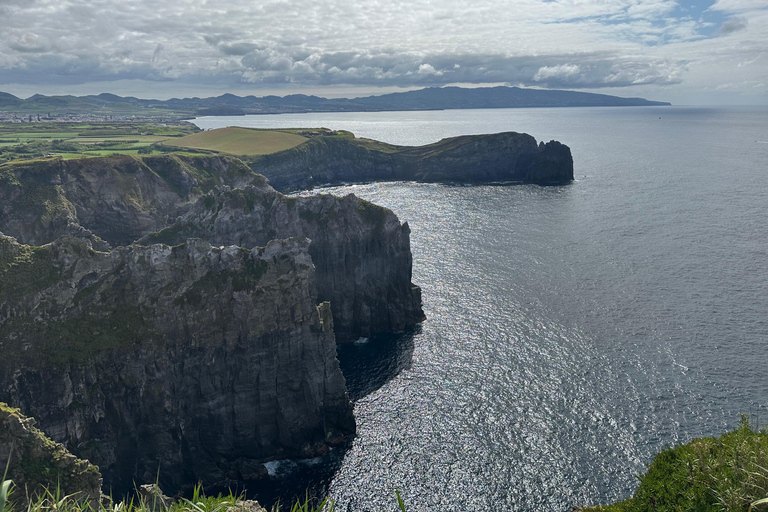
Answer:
0;155;424;342
0;235;354;496
0;152;423;495
140;184;424;341
0;155;260;248
0;402;102;507
249;132;574;192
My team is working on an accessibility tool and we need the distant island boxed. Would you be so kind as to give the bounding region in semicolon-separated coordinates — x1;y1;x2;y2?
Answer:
0;86;670;121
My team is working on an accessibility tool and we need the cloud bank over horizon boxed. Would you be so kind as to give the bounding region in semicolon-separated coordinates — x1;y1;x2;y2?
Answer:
1;0;766;104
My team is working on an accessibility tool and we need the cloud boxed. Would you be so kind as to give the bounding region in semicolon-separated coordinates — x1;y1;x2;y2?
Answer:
710;0;768;11
533;64;581;82
0;0;764;102
717;17;748;35
8;32;52;53
418;63;443;76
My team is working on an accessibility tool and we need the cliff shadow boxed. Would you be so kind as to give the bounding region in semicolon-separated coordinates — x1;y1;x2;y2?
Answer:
234;441;351;509
229;329;418;508
336;327;419;402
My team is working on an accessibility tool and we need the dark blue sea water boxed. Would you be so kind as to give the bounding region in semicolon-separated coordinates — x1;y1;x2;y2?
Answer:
194;107;768;511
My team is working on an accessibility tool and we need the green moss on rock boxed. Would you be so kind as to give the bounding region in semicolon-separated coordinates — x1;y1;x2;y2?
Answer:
0;239;62;298
0;402;102;507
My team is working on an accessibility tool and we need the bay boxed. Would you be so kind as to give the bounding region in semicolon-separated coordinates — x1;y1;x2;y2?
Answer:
193;107;768;511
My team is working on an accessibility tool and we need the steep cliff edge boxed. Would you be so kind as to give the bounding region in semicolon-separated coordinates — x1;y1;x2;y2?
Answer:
0;154;258;248
0;155;423;342
0;234;354;496
140;184;424;341
248;132;574;192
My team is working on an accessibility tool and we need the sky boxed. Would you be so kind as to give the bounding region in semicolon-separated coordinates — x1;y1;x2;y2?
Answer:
0;0;766;105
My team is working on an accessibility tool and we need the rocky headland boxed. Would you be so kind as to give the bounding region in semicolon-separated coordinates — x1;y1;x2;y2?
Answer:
139;184;423;341
0;132;572;498
0;233;353;495
0;153;420;495
248;131;573;192
0;402;102;506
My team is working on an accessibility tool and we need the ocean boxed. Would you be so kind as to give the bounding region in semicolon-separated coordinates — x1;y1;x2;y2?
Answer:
193;106;768;511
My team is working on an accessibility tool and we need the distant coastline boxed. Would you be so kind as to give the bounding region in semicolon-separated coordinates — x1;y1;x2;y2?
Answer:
0;85;670;122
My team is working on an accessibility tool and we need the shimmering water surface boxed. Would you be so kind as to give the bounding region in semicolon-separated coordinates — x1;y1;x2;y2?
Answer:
194;107;768;511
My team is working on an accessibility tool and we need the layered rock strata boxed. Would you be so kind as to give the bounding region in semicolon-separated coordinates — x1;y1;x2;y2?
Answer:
0;154;424;341
0;234;354;496
140;183;424;341
249;131;574;192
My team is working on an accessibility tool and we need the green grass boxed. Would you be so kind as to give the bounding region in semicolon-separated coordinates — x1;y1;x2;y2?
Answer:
167;128;307;156
2;132;80;139
585;417;768;512
0;483;411;512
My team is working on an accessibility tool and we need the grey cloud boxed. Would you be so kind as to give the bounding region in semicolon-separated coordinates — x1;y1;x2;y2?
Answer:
204;36;260;56
151;44;165;66
236;48;684;88
241;47;295;72
8;33;52;53
0;0;694;93
718;17;748;35
0;40;686;90
219;43;260;56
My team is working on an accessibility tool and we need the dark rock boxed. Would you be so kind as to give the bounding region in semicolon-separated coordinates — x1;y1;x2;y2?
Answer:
0;235;354;496
226;500;267;512
138;484;173;511
248;131;574;192
0;154;260;248
139;184;424;341
0;155;424;341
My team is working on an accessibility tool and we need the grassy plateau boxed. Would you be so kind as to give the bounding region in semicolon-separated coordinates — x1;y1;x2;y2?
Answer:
165;127;308;156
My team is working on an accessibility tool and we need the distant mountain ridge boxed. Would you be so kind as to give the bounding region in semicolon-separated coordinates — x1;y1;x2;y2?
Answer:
0;86;670;116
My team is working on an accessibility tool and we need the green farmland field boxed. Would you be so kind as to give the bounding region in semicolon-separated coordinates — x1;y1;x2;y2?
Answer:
167;127;307;155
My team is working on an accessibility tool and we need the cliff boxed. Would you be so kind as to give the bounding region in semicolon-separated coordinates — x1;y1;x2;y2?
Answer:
0;154;423;341
0;154;257;249
0;153;426;496
0;234;354;496
248;132;574;192
140;184;424;341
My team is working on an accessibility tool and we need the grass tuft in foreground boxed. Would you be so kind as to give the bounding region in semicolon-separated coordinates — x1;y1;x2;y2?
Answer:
586;416;768;512
0;483;410;512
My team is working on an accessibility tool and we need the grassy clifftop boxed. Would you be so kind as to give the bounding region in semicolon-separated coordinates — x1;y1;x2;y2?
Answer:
167;127;308;156
585;419;768;512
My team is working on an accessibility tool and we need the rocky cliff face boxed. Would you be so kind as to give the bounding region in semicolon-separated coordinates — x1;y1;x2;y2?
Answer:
140;184;424;342
0;234;354;496
0;154;258;248
0;153;426;496
249;132;574;192
0;155;423;342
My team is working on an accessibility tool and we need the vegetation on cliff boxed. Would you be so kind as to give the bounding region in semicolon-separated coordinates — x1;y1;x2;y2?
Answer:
585;418;768;512
0;403;101;507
